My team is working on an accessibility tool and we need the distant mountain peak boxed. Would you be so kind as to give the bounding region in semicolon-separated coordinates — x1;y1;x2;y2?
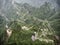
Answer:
15;0;57;8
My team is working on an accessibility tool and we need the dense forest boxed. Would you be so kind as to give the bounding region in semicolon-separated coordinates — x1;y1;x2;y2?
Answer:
0;0;60;45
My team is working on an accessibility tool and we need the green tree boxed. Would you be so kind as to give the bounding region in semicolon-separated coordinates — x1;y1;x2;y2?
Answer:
0;15;6;45
9;21;21;31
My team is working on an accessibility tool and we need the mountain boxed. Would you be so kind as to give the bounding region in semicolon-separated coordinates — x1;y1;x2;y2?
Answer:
15;0;58;8
0;0;60;44
0;0;60;26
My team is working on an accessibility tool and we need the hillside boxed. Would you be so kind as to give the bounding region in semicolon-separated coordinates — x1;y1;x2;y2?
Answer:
0;0;60;45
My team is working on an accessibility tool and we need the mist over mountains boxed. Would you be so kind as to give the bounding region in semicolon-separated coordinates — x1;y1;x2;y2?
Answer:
57;0;60;7
0;0;60;25
0;0;60;45
15;0;57;8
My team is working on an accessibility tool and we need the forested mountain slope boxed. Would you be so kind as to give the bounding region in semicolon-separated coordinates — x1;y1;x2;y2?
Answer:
0;0;60;45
